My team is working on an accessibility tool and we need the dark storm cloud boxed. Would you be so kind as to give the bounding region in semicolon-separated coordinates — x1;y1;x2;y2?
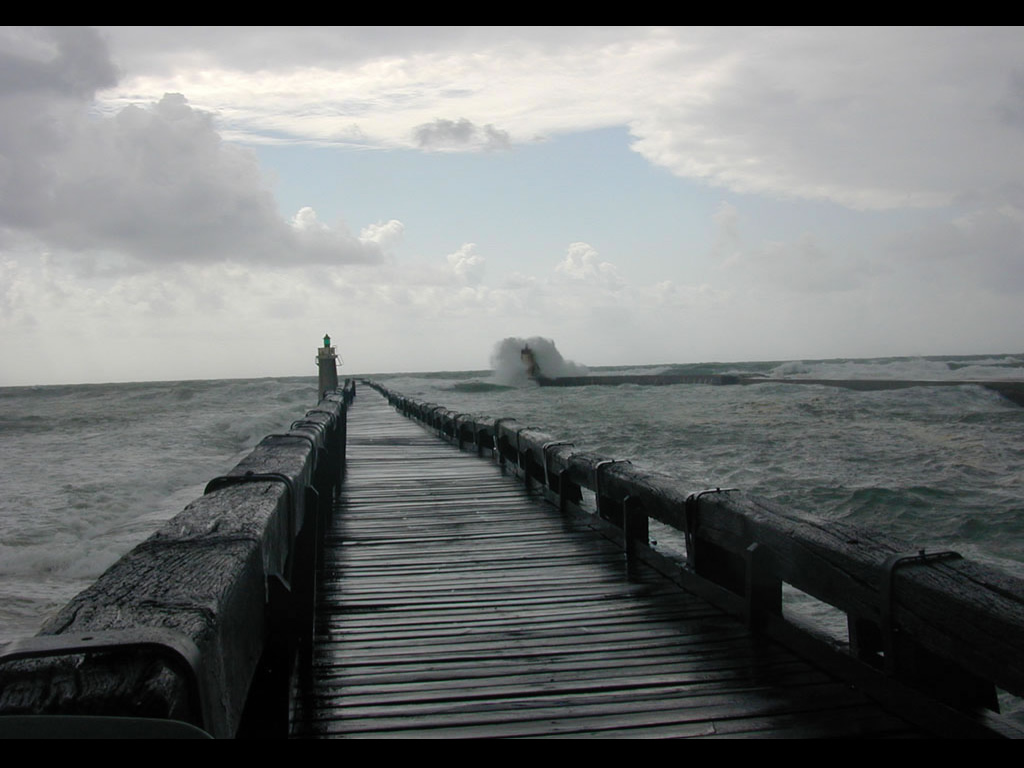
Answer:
414;118;511;151
0;26;117;97
0;27;385;267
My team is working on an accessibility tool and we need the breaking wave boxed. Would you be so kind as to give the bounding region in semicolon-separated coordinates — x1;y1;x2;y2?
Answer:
490;337;588;385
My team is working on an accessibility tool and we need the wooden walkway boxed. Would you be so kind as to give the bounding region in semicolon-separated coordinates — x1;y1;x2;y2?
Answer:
291;391;926;738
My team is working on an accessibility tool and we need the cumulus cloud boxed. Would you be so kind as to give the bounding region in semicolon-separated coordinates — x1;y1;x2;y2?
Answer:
446;242;485;283
359;219;405;250
414;117;511;151
555;242;623;288
281;206;396;264
0;27;389;268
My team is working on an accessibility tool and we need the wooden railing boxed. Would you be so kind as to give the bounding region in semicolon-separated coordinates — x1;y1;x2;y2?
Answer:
0;380;357;738
366;379;1024;737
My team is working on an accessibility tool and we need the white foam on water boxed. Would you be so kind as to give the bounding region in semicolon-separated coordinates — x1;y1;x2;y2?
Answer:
490;337;588;385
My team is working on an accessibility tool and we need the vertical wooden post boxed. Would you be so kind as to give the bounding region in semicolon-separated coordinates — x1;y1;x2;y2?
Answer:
622;495;649;563
744;542;781;630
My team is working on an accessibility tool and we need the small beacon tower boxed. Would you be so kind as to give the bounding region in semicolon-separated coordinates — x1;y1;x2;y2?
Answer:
317;333;339;396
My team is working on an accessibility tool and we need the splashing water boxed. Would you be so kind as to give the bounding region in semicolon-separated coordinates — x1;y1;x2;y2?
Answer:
490;337;588;385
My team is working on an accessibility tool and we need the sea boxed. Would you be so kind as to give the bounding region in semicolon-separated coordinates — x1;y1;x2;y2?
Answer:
2;352;1023;662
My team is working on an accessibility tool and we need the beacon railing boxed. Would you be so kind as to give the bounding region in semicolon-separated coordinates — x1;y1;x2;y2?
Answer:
365;378;1024;739
0;380;356;739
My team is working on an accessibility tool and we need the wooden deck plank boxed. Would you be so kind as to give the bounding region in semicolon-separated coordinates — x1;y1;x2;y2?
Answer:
290;391;925;738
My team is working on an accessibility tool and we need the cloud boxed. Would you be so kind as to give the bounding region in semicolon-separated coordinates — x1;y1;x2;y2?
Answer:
712;201;741;262
284;207;401;264
5;27;1024;384
96;27;1024;213
446;242;485;283
720;233;874;295
413;118;510;151
0;26;118;98
710;201;874;293
885;202;1024;294
359;219;405;250
0;28;389;268
0;27;119;231
995;69;1024;131
555;242;623;288
628;28;1024;211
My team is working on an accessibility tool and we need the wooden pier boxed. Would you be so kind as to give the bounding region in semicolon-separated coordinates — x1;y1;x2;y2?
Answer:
2;377;1023;738
291;392;929;737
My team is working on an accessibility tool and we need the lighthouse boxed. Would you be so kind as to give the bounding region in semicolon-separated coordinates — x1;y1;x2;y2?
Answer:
317;333;340;396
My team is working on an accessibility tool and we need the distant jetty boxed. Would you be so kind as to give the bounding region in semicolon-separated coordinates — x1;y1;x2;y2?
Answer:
536;374;1024;407
537;374;739;387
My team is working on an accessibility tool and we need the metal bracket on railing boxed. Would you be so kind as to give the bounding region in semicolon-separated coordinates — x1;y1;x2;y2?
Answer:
511;426;536;476
426;405;449;436
303;409;337;428
205;472;299;560
541;441;574;490
290;419;328;438
205;471;296;505
880;548;962;675
0;628;214;737
498;425;536;484
688;489;737;507
594;459;631;517
469;418;481;455
683;488;737;566
622;494;649;557
447;412;464;443
268;432;318;453
492;418;516;463
267;432;323;478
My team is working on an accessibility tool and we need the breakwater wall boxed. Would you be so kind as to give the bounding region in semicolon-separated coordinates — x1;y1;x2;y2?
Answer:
0;380;356;738
366;378;1024;736
537;373;1024;407
746;377;1024;407
537;374;739;386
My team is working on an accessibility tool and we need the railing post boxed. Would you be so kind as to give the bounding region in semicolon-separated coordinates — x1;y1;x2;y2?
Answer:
622;495;649;563
237;574;292;738
595;460;631;528
743;542;781;629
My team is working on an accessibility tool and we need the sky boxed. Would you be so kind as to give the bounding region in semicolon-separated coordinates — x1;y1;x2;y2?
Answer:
1;26;1023;385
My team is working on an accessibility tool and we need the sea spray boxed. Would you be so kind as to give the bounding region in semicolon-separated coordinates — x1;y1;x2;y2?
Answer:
490;337;588;385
